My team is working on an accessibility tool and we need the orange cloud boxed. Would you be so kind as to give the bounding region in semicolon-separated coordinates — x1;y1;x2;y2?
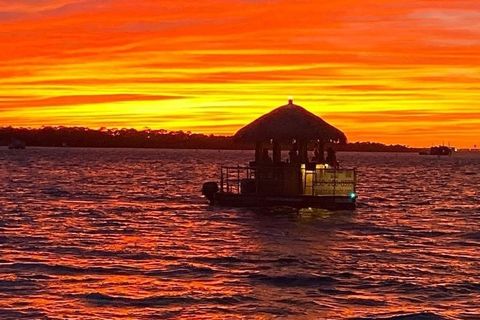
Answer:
0;94;180;110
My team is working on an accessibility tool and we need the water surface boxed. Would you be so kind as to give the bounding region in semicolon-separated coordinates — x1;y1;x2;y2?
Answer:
0;148;479;319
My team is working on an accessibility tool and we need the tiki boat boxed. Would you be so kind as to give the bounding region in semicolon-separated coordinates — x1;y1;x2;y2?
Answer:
202;99;358;210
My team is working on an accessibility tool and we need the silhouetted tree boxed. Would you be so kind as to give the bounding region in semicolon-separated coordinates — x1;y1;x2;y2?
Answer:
0;126;414;152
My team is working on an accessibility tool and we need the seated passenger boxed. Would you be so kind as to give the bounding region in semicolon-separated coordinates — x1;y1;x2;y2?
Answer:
326;147;339;168
312;143;325;163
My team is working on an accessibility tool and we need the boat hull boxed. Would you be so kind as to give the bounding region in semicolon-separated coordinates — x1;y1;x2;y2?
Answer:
213;192;356;210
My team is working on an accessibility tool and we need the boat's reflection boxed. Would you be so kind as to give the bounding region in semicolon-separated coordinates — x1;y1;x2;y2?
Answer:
228;206;356;244
243;206;355;222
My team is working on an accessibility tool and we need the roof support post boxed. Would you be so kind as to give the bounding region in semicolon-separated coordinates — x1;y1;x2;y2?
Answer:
255;141;262;164
299;141;308;163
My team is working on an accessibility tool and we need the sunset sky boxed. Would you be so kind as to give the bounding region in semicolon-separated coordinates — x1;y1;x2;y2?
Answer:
1;0;479;147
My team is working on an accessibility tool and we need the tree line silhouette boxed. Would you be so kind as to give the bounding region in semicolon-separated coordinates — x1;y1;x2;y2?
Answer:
0;126;413;152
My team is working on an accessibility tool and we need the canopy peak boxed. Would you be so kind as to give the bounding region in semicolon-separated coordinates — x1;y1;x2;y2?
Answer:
234;101;347;144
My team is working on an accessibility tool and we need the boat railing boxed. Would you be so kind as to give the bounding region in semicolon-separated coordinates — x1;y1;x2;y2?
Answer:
220;166;256;194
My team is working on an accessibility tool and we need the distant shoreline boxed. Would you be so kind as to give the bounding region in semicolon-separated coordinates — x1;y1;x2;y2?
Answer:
1;145;422;152
0;126;420;153
4;146;479;154
2;144;423;153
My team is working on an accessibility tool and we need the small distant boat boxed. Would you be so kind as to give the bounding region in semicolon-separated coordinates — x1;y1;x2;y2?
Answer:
8;139;26;149
201;100;357;211
419;145;454;156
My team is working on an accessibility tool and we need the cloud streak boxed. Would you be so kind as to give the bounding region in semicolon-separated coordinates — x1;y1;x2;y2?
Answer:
0;0;479;147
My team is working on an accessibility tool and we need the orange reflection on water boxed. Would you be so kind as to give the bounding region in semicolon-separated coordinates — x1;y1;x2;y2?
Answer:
0;149;479;318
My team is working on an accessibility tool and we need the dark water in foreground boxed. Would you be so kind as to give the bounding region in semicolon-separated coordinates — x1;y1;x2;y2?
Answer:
0;148;479;319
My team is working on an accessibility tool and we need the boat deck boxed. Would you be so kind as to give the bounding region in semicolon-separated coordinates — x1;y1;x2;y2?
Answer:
210;164;357;210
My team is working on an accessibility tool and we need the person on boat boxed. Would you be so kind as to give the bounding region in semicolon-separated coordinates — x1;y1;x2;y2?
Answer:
326;147;339;168
312;143;325;163
262;148;272;163
289;142;299;163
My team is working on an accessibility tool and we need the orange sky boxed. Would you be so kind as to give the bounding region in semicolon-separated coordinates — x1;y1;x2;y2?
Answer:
1;0;479;147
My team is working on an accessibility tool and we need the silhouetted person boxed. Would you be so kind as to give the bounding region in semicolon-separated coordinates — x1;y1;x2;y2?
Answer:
326;147;339;168
262;148;272;163
312;143;325;163
272;141;281;163
289;142;298;163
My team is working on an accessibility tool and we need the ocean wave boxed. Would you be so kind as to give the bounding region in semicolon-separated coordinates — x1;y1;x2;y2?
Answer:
0;278;42;295
83;292;257;307
433;282;480;294
248;273;337;287
341;297;387;307
462;231;480;240
0;262;139;276
41;186;71;197
146;264;216;278
0;308;47;319
432;207;460;213
352;311;447;320
191;255;306;266
50;246;154;260
373;279;480;297
1;261;220;280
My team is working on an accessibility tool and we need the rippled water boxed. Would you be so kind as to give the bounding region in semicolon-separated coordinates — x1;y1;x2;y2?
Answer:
0;148;479;319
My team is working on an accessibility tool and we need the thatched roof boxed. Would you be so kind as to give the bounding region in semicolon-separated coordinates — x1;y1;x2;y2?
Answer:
234;100;347;143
